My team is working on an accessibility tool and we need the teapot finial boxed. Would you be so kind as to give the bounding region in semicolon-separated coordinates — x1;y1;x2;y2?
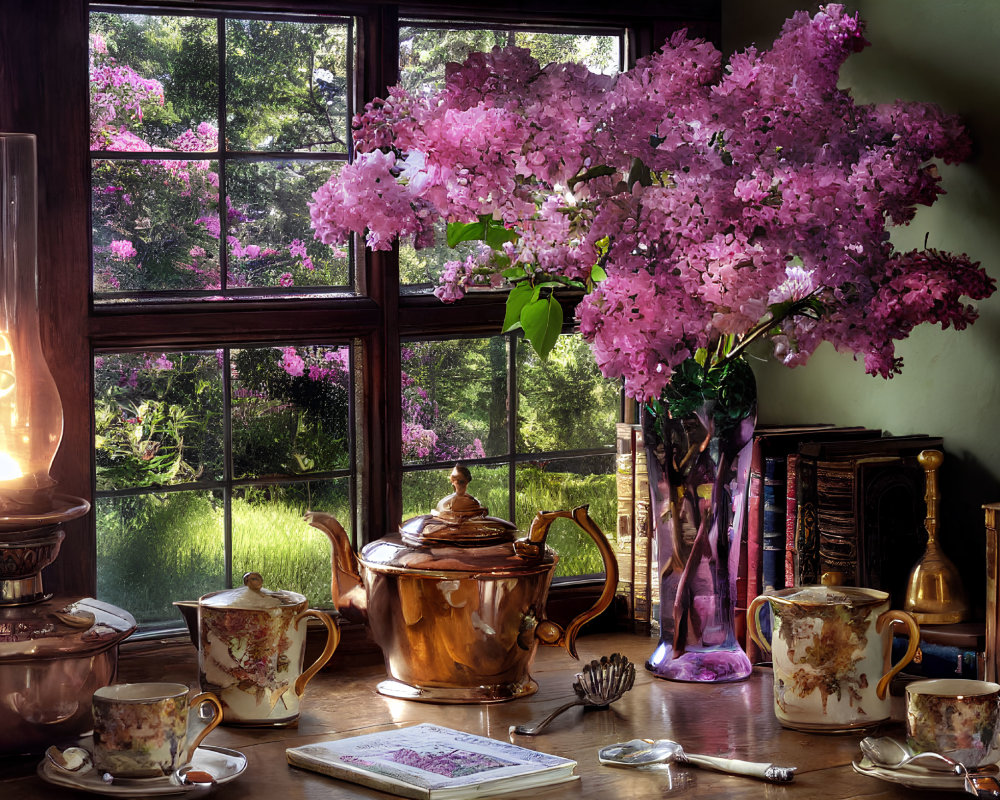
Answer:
450;464;471;495
435;464;483;519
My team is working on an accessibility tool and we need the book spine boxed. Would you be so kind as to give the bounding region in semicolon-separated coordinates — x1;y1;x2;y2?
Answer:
816;459;859;584
762;455;786;592
743;440;765;660
784;453;799;588
795;452;820;585
986;503;1000;682
893;637;984;681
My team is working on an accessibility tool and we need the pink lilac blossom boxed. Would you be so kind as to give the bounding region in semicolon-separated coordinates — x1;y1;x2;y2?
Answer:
109;239;137;260
309;4;994;402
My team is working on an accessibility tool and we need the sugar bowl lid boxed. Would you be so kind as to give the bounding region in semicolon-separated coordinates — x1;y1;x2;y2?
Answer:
0;596;136;660
199;572;305;609
399;465;517;546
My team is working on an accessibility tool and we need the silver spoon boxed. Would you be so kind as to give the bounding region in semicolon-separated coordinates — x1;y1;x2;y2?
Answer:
598;738;796;783
175;764;218;790
44;745;93;774
510;653;635;736
859;736;963;773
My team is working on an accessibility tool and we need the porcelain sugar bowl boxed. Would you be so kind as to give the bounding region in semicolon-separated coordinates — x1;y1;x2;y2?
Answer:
748;584;920;732
306;465;618;703
197;572;339;726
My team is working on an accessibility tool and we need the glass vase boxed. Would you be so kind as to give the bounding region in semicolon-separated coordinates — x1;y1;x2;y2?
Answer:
642;372;756;682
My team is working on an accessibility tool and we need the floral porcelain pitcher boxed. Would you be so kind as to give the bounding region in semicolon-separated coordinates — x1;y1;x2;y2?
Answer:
197;572;339;726
748;585;919;732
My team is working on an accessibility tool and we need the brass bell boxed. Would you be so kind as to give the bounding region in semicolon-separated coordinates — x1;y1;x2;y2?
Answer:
904;450;968;624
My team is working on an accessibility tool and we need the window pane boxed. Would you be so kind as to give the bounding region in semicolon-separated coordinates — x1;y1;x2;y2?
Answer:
397;26;622;288
92;158;220;294
398;26;620;97
402;464;508;522
231;345;351;480
515;455;616;577
517;335;618;453
400;338;504;464
94;351;225;491
226;18;350;153
227;161;348;289
97;491;225;627
232;480;348;608
90;13;217;152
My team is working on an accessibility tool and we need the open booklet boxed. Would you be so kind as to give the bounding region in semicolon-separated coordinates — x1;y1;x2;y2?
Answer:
285;723;579;800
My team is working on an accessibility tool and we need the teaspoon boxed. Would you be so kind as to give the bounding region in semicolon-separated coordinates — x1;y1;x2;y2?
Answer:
598;738;796;783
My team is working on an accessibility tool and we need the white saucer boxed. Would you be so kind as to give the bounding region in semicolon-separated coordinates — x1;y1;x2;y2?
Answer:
852;755;991;792
37;744;247;796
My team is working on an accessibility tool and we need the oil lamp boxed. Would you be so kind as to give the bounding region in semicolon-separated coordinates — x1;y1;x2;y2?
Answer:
0;133;135;755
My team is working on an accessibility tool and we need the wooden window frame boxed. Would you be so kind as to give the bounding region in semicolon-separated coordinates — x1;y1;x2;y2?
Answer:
0;0;721;606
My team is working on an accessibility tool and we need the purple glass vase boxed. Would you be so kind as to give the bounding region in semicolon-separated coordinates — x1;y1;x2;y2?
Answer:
642;392;756;683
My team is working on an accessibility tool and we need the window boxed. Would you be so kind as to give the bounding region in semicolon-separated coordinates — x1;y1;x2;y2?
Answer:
76;3;674;632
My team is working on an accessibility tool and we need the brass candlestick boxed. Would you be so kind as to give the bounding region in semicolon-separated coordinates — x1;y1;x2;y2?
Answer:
904;450;968;624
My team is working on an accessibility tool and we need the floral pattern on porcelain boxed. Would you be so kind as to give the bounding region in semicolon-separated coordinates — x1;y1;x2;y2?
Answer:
93;693;189;778
200;604;302;723
750;586;919;732
907;682;1000;767
774;600;871;716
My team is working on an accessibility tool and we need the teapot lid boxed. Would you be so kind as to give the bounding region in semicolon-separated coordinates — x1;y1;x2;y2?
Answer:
400;465;517;546
199;572;305;609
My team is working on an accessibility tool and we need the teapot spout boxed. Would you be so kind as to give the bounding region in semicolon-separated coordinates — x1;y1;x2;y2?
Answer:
305;511;367;624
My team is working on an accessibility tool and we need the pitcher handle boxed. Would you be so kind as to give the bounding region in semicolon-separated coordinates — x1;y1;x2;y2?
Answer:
521;506;619;659
746;595;773;656
875;609;920;700
293;609;340;697
185;691;222;758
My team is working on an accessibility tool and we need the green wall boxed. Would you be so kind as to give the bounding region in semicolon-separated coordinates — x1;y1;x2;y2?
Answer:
723;1;1000;608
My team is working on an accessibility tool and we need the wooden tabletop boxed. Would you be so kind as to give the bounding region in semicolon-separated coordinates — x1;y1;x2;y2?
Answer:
0;631;960;798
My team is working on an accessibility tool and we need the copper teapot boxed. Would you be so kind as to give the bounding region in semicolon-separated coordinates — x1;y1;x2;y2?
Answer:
306;465;618;703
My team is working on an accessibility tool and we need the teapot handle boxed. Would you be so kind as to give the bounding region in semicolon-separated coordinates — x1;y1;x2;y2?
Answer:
518;506;619;659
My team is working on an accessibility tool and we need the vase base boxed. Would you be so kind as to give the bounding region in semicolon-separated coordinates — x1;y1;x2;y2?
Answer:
646;641;752;683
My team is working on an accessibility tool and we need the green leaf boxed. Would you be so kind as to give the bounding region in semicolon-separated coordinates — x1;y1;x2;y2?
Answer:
590;264;608;283
502;282;534;332
446;219;487;248
502;265;527;281
484;218;518;249
520;294;563;360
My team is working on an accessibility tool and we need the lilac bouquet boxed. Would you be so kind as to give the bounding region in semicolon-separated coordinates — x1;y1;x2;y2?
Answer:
310;5;994;403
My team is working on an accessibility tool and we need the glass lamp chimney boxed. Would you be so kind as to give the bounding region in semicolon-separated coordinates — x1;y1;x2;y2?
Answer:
0;133;63;512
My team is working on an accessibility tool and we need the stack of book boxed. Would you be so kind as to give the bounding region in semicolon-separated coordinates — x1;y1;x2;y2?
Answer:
892;622;986;681
739;425;942;662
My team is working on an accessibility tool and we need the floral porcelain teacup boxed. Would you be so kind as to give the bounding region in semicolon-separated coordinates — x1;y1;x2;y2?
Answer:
906;679;1000;768
748;585;920;732
92;682;222;778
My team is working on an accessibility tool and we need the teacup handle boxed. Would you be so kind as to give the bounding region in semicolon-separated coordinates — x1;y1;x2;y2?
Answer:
875;609;920;700
292;609;340;697
185;692;222;757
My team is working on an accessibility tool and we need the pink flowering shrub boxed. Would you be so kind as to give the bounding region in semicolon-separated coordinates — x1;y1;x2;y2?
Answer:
309;5;994;402
89;31;342;294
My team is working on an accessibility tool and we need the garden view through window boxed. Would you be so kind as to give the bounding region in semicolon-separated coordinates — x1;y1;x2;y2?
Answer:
90;6;625;630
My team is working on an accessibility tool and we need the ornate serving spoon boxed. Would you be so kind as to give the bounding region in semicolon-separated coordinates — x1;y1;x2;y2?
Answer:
598;738;796;783
510;653;635;736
